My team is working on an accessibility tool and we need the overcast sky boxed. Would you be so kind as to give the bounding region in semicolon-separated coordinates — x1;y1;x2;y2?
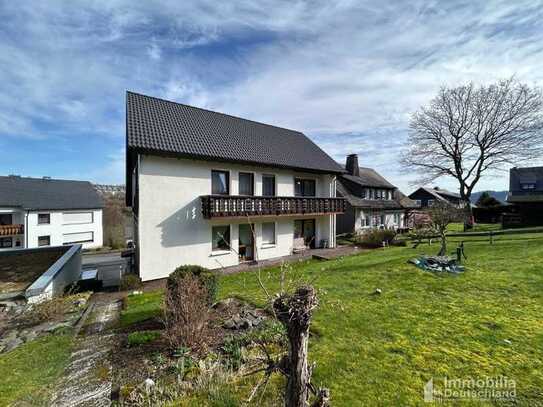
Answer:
1;1;543;193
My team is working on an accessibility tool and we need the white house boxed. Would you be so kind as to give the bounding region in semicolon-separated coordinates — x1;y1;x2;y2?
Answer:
126;92;346;281
0;176;104;250
336;154;418;234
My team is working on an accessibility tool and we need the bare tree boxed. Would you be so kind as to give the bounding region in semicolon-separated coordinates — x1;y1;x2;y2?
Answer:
427;201;464;256
403;77;543;216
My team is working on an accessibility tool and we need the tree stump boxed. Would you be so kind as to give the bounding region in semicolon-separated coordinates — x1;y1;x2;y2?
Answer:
273;286;319;407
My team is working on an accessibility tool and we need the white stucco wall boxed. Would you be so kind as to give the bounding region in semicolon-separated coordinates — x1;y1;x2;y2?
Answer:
137;155;336;281
26;209;103;249
354;208;405;232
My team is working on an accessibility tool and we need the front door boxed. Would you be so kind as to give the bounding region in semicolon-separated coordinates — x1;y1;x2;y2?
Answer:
294;219;316;248
238;224;255;262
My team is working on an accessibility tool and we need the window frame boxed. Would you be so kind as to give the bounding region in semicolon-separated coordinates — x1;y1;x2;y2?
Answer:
238;172;255;196
261;222;276;246
211;170;230;195
38;235;51;247
211;225;231;252
262;174;276;197
38;213;51;225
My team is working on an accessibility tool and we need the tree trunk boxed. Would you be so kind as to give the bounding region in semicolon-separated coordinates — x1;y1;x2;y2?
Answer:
438;233;447;256
273;286;318;407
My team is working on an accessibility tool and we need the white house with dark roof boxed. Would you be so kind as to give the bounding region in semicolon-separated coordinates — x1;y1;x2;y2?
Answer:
336;154;417;234
125;92;346;281
0;176;104;250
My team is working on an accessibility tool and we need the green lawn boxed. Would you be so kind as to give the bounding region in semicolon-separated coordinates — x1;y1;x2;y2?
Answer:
447;222;502;233
0;333;74;405
122;235;543;405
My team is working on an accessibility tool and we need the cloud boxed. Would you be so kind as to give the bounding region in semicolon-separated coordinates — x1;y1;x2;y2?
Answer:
1;0;543;192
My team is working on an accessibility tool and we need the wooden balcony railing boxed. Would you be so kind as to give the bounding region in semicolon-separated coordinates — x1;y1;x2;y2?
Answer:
201;195;346;219
0;224;24;236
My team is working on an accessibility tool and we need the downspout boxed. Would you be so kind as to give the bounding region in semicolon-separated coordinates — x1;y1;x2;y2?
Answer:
24;210;29;248
330;176;337;248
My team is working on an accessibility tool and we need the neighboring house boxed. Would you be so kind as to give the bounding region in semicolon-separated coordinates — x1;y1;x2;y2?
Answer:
408;186;464;208
0;176;104;250
125;92;345;281
94;184;126;196
336;154;417;234
505;166;543;227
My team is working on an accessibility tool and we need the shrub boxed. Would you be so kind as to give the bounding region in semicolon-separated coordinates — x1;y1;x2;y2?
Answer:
163;272;211;352
127;330;161;347
120;273;143;291
26;296;72;324
168;265;217;305
355;229;397;248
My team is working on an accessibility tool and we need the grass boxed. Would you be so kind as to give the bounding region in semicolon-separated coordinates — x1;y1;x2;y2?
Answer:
120;290;163;327
127;330;161;346
123;234;543;405
0;333;73;405
447;222;502;233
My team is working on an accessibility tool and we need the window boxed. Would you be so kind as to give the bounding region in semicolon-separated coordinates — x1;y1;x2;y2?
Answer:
294;178;316;197
239;172;254;196
521;183;536;190
0;214;13;225
262;222;275;245
212;225;230;251
63;231;93;245
63;212;93;224
38;235;50;247
414;199;422;207
427;199;435;206
38;213;50;224
262;175;276;196
0;237;13;248
211;170;230;195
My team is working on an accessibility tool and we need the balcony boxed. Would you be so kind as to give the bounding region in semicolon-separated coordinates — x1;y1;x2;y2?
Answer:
0;224;24;236
201;195;346;219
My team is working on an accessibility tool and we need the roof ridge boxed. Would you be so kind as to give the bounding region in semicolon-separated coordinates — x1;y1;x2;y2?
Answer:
0;175;92;184
126;91;305;137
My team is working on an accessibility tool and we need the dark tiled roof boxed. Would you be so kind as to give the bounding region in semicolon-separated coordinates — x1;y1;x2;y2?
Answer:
0;176;104;210
126;92;343;174
425;187;460;199
341;167;395;188
337;179;406;210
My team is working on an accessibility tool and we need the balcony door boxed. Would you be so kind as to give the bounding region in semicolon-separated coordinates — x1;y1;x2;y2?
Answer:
239;224;255;262
295;178;316;197
294;219;316;248
239;172;254;196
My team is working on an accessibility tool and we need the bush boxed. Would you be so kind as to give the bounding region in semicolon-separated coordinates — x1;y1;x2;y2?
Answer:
26;296;72;324
168;265;217;305
120;273;143;291
163;272;211;352
354;229;397;248
127;330;161;347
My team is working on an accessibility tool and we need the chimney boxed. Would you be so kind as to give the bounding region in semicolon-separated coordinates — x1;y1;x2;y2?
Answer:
345;154;360;177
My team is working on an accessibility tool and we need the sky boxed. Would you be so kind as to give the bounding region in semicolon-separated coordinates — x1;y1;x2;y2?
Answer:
1;1;543;194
